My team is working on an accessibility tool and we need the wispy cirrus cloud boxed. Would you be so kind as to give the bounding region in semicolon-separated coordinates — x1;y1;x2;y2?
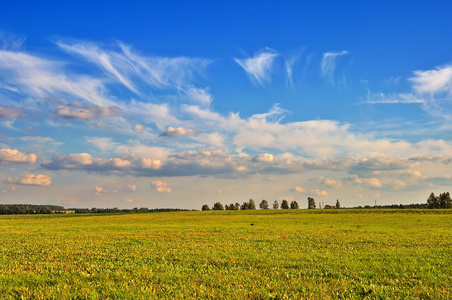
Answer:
321;50;349;84
56;104;120;120
0;106;21;118
368;65;452;120
234;48;278;85
57;41;211;94
284;48;305;87
0;49;112;106
366;93;424;104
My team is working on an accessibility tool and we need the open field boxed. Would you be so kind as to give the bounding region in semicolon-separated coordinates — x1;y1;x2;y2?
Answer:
0;210;451;299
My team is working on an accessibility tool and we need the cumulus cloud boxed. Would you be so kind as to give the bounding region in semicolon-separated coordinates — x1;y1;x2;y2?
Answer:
310;189;328;196
132;124;145;133
125;185;137;192
41;152;162;175
344;174;382;188
6;174;51;186
0;148;37;165
151;180;171;193
295;186;306;193
159;127;198;137
0;107;21;118
317;176;342;188
235;48;278;85
393;180;406;190
321;50;349;84
94;186;104;196
87;137;119;152
252;153;274;163
56;104;119;120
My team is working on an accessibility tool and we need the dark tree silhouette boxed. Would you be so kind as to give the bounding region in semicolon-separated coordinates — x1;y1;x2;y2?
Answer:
281;200;289;209
273;200;279;209
290;201;299;209
212;202;224;210
308;197;316;209
259;200;269;209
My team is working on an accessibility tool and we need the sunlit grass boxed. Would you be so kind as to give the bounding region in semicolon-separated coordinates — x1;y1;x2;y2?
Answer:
0;209;451;299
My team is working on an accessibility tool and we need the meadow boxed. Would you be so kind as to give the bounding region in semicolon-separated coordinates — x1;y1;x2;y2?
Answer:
0;209;451;299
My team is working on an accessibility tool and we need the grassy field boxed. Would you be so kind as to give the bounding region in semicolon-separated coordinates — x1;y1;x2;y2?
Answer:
0;209;451;299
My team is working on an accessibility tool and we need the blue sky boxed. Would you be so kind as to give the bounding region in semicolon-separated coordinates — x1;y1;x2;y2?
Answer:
1;1;452;209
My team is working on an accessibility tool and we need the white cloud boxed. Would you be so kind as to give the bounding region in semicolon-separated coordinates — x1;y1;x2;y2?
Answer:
56;104;119;120
0;49;113;106
94;186;104;196
253;153;274;163
160;127;198;137
321;50;349;84
151;180;171;193
317;176;342;188
6;174;51;186
57;41;211;92
393;180;406;190
410;65;452;94
235;48;278;85
0;148;37;165
295;186;305;193
192;132;225;147
366;93;423;104
125;185;137;192
132;124;145;133
87;137;119;152
124;198;133;203
185;87;213;105
310;189;328;196
365;178;382;188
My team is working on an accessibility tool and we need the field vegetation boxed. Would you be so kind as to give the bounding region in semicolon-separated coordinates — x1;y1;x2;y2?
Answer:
0;209;451;299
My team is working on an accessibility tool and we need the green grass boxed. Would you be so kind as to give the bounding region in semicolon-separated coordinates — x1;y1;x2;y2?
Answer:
0;209;451;299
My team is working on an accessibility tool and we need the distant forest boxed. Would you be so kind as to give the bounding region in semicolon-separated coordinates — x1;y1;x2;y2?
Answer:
0;205;191;215
0;192;450;215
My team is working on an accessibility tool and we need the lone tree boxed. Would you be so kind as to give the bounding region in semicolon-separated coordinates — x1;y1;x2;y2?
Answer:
273;200;279;209
336;199;341;209
212;202;224;210
290;201;299;209
307;197;316;209
201;204;211;211
281;199;289;209
259;200;269;209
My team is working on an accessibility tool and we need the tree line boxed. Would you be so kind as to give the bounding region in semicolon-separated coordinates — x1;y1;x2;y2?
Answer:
202;197;330;211
73;207;192;214
0;204;65;215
